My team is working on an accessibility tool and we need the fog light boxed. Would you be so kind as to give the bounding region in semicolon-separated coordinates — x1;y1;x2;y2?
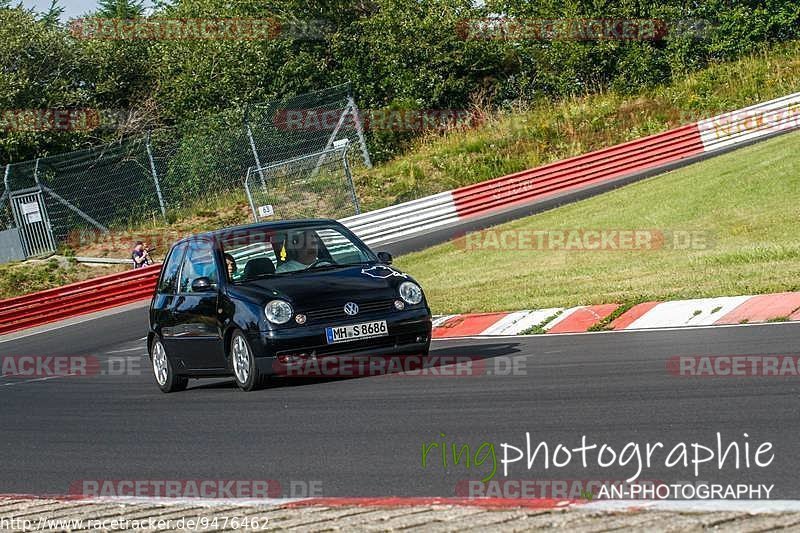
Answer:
277;354;307;365
394;300;405;310
295;314;307;325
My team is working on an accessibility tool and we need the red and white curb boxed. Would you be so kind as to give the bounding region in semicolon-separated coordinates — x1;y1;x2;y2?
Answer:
6;494;800;512
4;495;800;532
432;291;800;337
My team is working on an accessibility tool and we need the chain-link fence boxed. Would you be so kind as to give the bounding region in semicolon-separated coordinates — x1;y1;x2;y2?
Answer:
148;108;253;213
0;83;371;259
245;144;359;222
247;83;371;170
6;138;161;244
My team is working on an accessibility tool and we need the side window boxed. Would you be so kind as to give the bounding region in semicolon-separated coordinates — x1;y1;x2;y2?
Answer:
317;228;369;264
179;240;219;293
158;243;186;294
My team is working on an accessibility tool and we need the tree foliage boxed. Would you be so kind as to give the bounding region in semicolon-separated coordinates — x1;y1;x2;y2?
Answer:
1;0;799;163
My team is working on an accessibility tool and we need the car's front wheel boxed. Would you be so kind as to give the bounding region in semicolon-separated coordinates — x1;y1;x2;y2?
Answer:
151;337;188;393
230;330;264;391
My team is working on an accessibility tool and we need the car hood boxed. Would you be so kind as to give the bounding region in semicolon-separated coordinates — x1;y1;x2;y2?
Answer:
226;264;418;309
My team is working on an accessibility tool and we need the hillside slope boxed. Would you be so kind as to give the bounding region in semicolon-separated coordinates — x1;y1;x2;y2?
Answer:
396;131;800;313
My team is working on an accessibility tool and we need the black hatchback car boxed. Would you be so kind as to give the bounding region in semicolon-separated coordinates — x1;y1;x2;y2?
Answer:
147;219;432;392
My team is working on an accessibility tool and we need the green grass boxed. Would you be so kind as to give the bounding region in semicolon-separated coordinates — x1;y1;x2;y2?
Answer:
0;259;123;300
355;41;800;211
395;131;800;314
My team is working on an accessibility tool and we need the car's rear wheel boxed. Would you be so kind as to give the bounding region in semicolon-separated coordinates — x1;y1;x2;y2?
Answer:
230;330;264;391
151;337;188;393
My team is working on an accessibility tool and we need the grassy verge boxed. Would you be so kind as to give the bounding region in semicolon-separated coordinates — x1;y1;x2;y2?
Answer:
395;131;800;314
0;258;123;300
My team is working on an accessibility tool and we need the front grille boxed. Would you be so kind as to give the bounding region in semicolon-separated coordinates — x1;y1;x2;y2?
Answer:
305;299;395;322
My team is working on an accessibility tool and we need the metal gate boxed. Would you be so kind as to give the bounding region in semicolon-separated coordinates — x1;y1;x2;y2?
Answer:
10;188;57;258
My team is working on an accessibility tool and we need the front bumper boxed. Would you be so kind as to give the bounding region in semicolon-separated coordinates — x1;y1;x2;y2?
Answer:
248;307;432;374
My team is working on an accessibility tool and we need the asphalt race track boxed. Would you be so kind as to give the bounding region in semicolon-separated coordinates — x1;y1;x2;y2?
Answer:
1;307;798;500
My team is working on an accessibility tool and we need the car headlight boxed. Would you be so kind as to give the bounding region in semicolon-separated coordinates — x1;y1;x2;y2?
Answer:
398;282;423;305
265;300;293;324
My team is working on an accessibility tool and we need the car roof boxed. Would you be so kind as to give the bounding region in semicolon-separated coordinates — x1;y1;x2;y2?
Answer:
175;218;343;245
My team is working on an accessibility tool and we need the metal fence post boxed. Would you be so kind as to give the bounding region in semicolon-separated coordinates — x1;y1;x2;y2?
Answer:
1;164;11;228
245;105;267;188
244;168;259;222
341;146;361;215
347;96;372;169
145;132;167;218
2;164;9;202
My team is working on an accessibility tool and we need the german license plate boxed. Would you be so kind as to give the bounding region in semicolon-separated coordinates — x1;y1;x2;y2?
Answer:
325;320;388;344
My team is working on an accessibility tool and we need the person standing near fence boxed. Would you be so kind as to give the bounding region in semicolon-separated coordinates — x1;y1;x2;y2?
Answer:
132;241;151;269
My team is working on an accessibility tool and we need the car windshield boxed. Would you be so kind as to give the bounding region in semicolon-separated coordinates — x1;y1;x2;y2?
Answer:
220;224;376;282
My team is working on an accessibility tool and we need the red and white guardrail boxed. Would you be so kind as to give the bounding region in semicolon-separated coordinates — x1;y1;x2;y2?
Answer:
0;92;798;335
0;265;160;336
344;92;800;248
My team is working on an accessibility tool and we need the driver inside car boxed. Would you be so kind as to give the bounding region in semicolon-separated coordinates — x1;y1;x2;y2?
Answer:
275;230;322;273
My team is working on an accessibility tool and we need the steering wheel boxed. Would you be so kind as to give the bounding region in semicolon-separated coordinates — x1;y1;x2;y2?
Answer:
305;259;335;270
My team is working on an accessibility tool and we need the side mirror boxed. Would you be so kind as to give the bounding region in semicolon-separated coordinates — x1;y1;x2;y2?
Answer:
191;277;214;292
376;251;393;264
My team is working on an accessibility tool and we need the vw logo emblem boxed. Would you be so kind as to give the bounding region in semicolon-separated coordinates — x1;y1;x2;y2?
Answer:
344;302;359;316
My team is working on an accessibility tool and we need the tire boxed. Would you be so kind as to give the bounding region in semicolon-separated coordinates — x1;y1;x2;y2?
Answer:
230;330;264;391
151;337;188;393
422;339;431;358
